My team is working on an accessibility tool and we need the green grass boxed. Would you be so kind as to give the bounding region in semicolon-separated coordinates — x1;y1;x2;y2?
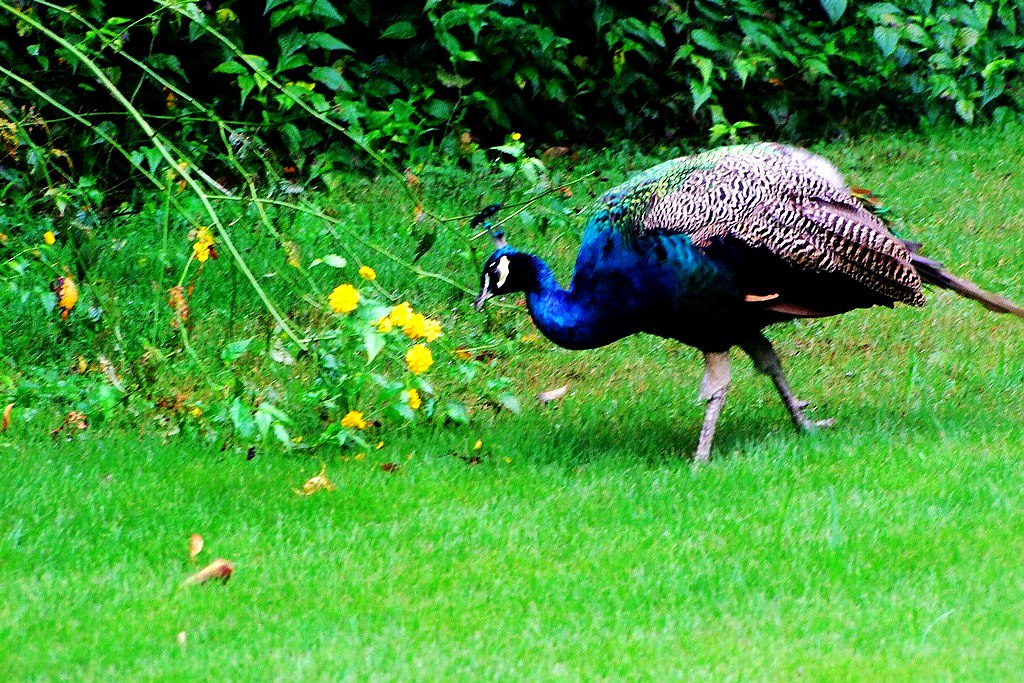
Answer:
3;123;1024;680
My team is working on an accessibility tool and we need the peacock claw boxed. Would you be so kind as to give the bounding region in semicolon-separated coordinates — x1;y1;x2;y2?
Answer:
795;413;836;432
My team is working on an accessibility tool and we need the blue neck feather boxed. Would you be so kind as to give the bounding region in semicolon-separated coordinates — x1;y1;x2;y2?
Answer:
522;254;630;350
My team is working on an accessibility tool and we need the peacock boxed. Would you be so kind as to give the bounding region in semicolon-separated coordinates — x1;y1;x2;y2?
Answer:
473;143;1024;461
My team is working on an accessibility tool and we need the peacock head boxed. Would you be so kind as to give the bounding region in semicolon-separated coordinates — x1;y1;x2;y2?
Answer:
474;245;536;311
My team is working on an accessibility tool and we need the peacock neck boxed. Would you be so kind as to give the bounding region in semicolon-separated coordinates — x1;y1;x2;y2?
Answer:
523;254;628;350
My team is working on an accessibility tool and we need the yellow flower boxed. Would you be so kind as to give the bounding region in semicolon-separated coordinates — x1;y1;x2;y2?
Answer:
43;231;56;245
511;132;521;141
474;439;483;450
407;389;422;410
358;265;376;281
341;410;368;430
329;284;359;313
190;407;202;418
405;344;433;374
192;226;215;263
388;301;413;327
194;227;214;245
193;240;212;263
54;276;78;321
422;318;442;342
402;312;427;339
375;316;394;333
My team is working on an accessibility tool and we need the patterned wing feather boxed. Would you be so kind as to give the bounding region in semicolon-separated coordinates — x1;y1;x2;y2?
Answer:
598;143;925;305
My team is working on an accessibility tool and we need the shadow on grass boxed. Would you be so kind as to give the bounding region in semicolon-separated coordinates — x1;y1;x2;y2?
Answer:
489;380;1020;472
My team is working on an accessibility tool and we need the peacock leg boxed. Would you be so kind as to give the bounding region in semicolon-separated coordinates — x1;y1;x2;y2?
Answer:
740;334;836;432
695;351;732;462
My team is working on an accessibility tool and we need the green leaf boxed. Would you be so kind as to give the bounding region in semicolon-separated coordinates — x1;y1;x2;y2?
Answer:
873;26;899;57
491;143;524;158
672;44;694;66
690;54;714;84
445;402;470;425
981;58;1014;79
241;54;270;72
498;393;520;415
213;60;248;75
310;66;348;92
221;337;255;363
264;0;291;14
732;57;756;87
953;27;980;52
229;398;256;439
319;254;347;268
386;402;416;422
955;98;975;123
93;384;123;417
690;29;721;51
413;231;436;263
311;0;345;24
147;53;187;79
307;32;353;52
820;0;847;22
421;98;453;120
689;79;713;113
272;422;291;447
363;330;385;364
381;21;417;40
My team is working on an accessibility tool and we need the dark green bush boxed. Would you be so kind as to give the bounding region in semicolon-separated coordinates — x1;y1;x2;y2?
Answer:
1;0;1023;197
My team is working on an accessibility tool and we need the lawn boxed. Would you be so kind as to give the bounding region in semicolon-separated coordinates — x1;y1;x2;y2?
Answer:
2;124;1024;681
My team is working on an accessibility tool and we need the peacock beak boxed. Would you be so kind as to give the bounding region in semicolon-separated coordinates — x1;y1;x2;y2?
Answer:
473;288;492;312
474;272;494;311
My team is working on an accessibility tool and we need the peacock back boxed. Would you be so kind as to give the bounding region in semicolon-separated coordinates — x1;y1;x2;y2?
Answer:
584;143;926;308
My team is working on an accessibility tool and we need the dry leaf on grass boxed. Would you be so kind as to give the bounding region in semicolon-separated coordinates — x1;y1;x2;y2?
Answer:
294;463;335;495
1;403;11;432
537;385;569;403
51;411;88;438
188;534;204;561
182;558;234;587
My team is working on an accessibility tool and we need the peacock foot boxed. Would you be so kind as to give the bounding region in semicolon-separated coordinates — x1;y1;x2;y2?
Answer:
790;404;836;433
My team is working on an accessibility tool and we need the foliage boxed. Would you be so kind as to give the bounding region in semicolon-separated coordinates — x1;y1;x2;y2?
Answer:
2;1;1024;179
0;1;593;455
